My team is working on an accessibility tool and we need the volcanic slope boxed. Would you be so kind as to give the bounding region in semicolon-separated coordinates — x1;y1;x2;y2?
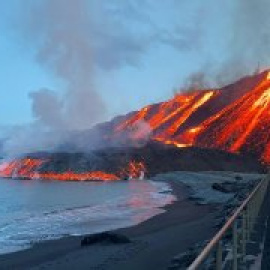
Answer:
111;70;270;163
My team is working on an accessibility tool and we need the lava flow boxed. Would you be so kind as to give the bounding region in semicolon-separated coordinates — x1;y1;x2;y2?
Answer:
0;158;146;181
184;70;270;161
120;160;146;179
2;70;270;180
33;171;120;181
114;90;218;143
0;158;45;179
113;70;270;163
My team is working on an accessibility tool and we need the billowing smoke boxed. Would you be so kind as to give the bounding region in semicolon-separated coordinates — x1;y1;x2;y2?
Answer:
189;0;270;87
25;0;106;130
3;0;106;156
177;72;213;94
4;0;196;156
23;0;204;135
29;89;65;129
223;0;270;80
3;126;68;156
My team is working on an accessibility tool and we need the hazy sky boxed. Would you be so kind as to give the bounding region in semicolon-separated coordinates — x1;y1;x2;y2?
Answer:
0;0;268;128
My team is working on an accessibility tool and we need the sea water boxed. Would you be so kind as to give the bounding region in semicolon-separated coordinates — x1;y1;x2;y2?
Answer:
0;178;176;254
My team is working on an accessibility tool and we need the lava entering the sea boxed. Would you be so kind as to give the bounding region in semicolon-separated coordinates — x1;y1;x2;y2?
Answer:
0;158;146;181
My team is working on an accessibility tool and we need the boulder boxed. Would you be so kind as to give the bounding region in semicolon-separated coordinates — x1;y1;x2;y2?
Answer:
81;232;131;246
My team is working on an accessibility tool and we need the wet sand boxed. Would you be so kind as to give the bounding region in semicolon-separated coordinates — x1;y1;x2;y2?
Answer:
0;181;218;270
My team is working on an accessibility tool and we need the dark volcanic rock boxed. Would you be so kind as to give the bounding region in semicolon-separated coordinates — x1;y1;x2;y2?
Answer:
36;142;264;178
212;182;232;193
168;240;211;269
81;232;131;246
211;181;243;193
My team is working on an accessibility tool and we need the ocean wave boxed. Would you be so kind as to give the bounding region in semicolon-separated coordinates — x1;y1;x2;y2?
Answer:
0;180;176;254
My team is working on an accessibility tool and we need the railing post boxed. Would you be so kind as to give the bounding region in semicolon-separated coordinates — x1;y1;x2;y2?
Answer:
233;220;238;270
250;197;255;230
216;241;222;270
241;210;246;265
246;205;250;241
187;176;268;270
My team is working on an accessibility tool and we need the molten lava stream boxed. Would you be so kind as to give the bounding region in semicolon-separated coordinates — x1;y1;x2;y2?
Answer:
0;158;45;178
34;171;120;181
0;159;147;181
159;90;216;138
146;92;199;130
189;73;270;156
120;160;146;179
114;106;150;132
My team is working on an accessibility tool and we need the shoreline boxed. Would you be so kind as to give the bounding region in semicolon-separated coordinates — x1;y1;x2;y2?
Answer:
0;179;219;270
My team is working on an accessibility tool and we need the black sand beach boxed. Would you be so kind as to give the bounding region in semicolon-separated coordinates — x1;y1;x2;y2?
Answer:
0;180;219;270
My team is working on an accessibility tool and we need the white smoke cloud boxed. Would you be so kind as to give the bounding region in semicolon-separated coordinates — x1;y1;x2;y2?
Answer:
25;0;106;130
3;125;68;156
29;89;65;129
219;0;270;83
24;0;200;130
3;0;202;156
184;0;270;87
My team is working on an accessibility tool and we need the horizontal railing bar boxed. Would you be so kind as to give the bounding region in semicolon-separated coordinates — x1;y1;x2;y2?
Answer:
187;175;268;270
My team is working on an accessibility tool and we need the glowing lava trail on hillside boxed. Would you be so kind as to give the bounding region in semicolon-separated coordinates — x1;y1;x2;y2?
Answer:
2;70;270;181
114;70;270;163
114;90;218;147
186;71;270;162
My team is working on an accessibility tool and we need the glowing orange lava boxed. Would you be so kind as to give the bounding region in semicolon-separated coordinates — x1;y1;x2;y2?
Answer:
113;70;270;163
33;171;120;181
0;158;45;178
114;90;217;143
120;160;146;179
0;158;146;181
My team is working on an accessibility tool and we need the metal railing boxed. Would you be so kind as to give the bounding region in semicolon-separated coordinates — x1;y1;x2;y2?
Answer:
187;174;270;270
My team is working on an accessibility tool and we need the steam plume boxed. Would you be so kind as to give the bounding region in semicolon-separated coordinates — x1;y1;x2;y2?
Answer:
194;0;270;87
5;0;196;155
226;0;270;79
26;0;106;130
24;0;199;131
